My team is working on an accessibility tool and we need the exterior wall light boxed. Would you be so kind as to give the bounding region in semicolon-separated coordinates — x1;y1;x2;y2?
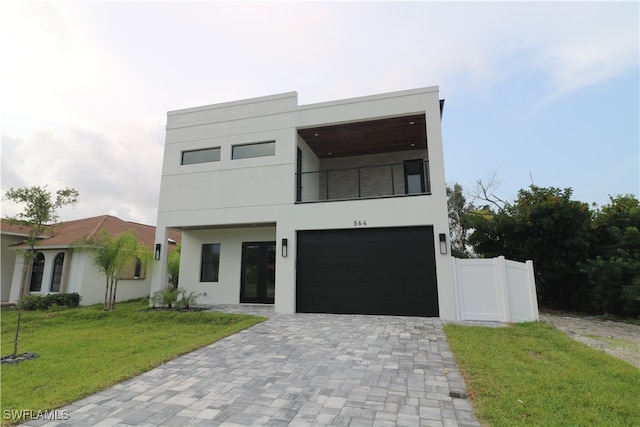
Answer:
439;233;447;254
155;243;161;260
282;238;288;257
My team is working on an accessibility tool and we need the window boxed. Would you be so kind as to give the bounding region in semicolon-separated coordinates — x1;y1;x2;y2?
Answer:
134;258;142;279
181;147;221;165
404;159;426;194
29;252;45;292
50;252;64;292
232;141;275;160
119;257;145;280
200;244;221;282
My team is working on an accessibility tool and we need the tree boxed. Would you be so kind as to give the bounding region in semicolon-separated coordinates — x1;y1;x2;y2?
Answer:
80;230;154;311
446;183;474;258
469;185;592;310
580;195;640;316
3;185;79;358
471;172;511;213
167;242;181;289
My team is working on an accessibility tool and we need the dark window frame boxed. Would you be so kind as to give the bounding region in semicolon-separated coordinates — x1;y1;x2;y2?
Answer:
200;243;221;282
181;147;221;165
403;159;426;194
231;141;276;160
134;258;142;279
50;252;65;292
29;252;45;292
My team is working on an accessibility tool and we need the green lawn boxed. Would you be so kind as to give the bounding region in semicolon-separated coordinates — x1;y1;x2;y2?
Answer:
444;321;640;426
0;300;265;425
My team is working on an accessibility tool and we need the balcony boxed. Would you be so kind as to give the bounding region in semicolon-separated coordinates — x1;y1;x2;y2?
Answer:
296;160;430;203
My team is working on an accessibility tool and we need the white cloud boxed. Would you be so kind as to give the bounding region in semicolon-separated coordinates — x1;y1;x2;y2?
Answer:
1;116;164;224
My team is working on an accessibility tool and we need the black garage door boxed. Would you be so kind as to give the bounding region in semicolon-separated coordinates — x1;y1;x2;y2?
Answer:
296;226;439;317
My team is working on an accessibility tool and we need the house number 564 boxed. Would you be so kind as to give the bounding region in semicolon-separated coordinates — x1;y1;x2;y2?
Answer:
354;220;367;226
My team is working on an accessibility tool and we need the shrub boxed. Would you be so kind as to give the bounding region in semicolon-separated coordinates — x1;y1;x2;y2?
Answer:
48;293;81;308
150;291;164;308
151;288;200;310
175;289;201;310
19;295;50;311
152;287;179;309
19;293;81;311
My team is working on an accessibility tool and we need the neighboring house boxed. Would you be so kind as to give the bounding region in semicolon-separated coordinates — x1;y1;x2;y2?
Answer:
1;220;34;303
152;86;458;319
2;216;181;306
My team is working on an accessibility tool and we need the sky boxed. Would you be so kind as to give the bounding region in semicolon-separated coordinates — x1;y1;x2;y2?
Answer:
1;1;638;226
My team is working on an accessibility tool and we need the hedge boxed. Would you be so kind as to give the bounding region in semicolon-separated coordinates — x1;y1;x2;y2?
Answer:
19;293;81;310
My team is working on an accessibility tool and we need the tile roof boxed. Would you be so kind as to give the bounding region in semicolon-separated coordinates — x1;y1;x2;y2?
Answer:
0;219;51;237
1;215;181;250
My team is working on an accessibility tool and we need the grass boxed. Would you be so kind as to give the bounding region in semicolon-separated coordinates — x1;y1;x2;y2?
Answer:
444;322;640;426
0;300;265;425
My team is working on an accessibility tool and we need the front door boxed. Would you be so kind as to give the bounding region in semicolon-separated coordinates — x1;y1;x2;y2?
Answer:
240;241;276;304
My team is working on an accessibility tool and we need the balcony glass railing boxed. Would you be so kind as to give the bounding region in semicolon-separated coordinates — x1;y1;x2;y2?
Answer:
296;161;430;203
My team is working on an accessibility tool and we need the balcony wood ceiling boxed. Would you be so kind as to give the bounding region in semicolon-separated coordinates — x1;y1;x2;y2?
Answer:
297;114;427;158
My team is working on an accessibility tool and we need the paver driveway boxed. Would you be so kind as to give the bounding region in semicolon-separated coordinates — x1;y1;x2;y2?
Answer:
26;305;480;427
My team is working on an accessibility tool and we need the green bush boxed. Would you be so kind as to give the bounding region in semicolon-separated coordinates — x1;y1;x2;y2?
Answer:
152;287;179;309
48;293;81;308
176;289;201;310
19;295;50;310
19;293;81;310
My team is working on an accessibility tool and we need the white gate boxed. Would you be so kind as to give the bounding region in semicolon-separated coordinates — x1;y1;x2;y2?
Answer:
452;256;539;322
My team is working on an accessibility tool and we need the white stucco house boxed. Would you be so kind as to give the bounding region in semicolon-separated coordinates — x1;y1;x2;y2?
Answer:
152;86;458;319
2;216;180;306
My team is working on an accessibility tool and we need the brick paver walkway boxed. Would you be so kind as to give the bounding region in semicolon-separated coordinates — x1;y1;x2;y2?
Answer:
25;305;481;426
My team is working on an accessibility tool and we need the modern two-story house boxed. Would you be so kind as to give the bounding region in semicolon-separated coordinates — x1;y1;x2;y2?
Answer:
151;86;456;319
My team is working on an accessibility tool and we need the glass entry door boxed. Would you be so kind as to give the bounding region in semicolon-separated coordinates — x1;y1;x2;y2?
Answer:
240;241;276;304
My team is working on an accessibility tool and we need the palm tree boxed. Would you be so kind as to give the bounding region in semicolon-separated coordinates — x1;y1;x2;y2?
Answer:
81;230;154;310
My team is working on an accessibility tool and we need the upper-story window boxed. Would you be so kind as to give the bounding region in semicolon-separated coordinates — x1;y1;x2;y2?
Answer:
232;141;275;160
181;147;221;165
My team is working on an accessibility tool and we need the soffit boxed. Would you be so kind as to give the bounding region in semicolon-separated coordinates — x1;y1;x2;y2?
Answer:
297;114;426;158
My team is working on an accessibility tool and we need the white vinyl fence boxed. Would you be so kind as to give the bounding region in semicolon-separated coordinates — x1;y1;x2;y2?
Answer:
452;256;539;323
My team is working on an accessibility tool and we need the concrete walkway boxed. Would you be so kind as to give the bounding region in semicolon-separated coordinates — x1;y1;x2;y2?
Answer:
26;305;481;427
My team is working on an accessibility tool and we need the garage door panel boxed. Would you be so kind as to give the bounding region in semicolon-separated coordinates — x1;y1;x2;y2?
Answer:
296;226;439;317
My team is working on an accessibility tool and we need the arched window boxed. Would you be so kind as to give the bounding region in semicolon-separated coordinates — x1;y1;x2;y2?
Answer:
29;252;45;292
50;252;65;292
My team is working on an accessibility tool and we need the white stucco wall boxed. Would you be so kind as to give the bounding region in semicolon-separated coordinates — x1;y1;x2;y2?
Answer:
178;226;276;305
73;250;153;306
7;249;152;306
153;87;456;319
1;235;23;301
